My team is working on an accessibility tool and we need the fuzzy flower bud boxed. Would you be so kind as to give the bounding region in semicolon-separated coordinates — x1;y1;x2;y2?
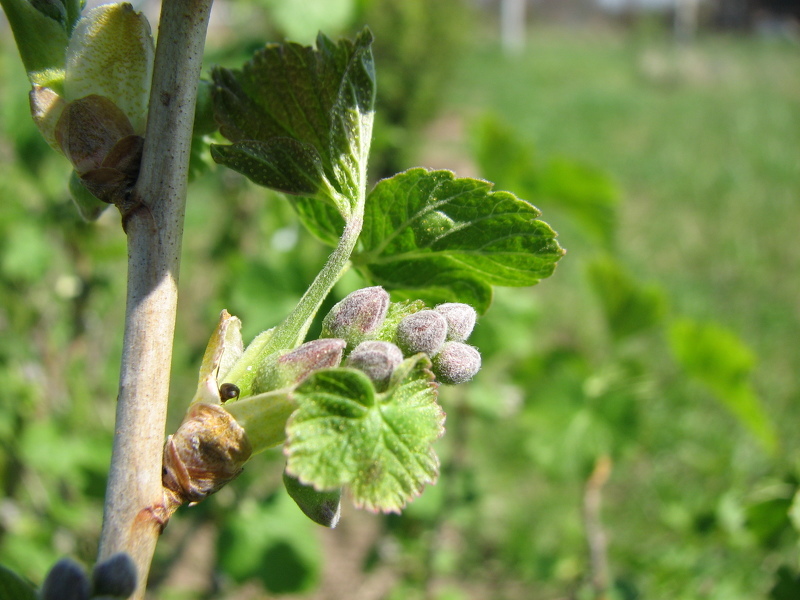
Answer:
432;341;481;385
261;338;346;391
346;341;404;390
321;286;389;347
92;553;138;598
396;310;448;356
435;303;477;342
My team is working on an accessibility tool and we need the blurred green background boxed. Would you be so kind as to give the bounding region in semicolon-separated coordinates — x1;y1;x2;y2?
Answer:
1;0;799;598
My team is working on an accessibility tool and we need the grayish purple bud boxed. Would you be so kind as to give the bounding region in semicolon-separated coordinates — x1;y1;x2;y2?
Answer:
92;552;138;598
40;558;91;600
435;303;477;341
275;338;346;387
346;341;404;390
396;310;448;356
321;286;390;347
432;342;481;385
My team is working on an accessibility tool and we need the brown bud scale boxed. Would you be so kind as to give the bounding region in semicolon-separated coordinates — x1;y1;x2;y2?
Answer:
162;403;252;506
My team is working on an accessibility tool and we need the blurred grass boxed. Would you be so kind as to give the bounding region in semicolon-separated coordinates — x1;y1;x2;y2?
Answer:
446;26;800;423
435;24;800;599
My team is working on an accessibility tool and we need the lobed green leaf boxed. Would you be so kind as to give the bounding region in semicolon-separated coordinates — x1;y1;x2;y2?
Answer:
284;355;444;513
353;168;565;313
211;28;376;221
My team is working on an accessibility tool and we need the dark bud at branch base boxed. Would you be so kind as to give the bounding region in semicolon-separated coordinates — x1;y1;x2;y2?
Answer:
396;310;448;356
435;303;477;342
346;341;404;391
321;286;389;347
92;553;137;598
432;342;481;385
40;558;91;600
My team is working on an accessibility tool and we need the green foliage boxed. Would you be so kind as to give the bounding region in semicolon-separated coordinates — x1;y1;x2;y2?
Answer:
285;356;443;513
473;114;618;249
587;256;666;339
217;493;323;593
670;318;777;453
363;0;471;177
354;168;564;313
0;564;36;600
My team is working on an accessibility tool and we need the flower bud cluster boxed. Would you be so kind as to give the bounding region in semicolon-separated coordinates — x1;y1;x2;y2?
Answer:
40;553;137;600
397;302;481;385
319;287;481;388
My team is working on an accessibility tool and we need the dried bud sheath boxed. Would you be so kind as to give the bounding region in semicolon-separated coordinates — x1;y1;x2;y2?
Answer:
162;403;252;507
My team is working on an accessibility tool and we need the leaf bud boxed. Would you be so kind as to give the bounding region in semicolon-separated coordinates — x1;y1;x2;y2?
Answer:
40;557;91;600
321;286;389;347
162;403;253;505
396;310;448;356
432;342;481;385
91;552;137;598
346;341;404;390
283;470;342;528
435;303;477;341
266;338;346;390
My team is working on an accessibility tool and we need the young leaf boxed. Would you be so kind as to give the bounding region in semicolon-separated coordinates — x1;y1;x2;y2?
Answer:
0;564;37;600
284;355;444;513
211;28;376;222
352;168;565;313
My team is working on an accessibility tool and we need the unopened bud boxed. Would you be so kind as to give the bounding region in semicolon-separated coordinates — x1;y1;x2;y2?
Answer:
283;470;341;528
40;558;91;600
55;94;135;175
435;303;477;342
321;286;389;347
266;338;346;390
162;403;253;504
432;342;481;385
346;341;404;390
92;553;137;598
396;310;448;356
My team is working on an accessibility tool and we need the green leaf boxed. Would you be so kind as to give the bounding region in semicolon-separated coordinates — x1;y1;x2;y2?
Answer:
352;168;565;313
669;319;777;453
587;256;666;339
0;0;70;75
0;564;37;600
211;28;376;221
284;355;444;513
